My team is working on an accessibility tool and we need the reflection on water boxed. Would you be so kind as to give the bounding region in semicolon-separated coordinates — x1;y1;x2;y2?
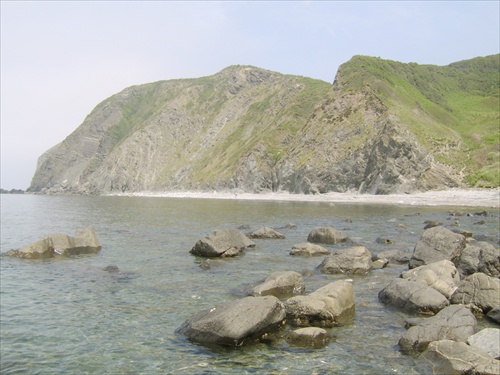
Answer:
1;194;498;374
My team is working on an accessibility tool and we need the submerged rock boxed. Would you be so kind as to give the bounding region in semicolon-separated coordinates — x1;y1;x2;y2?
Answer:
176;296;286;347
250;271;305;299
286;327;332;348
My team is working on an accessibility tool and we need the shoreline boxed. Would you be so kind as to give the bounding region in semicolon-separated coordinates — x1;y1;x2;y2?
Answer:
115;188;500;208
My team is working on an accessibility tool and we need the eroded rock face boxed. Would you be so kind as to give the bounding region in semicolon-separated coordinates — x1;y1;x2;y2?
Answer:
250;271;305;299
284;280;355;327
378;278;449;315
4;228;102;259
450;272;500;313
307;227;349;245
409;226;466;269
190;229;255;257
318;246;372;275
176;296;286;347
420;340;500;375
398;305;477;353
457;241;500;278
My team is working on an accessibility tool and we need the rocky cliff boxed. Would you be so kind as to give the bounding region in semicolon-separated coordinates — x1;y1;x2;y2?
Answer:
28;55;499;195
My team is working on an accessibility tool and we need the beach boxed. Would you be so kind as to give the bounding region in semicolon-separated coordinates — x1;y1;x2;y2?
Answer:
120;188;500;208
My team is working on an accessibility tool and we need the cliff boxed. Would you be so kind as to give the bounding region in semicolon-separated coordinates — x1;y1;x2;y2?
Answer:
28;55;499;195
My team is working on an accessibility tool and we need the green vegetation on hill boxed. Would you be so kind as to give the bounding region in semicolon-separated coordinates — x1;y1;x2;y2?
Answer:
337;54;500;187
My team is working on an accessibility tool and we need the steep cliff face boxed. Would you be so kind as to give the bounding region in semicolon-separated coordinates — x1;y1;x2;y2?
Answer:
28;55;499;195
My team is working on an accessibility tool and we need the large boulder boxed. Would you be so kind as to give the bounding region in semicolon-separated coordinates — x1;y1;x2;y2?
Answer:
290;243;330;257
420;340;500;375
190;229;255;257
451;272;500;313
250;271;305;299
409;226;466;269
284;280;355;327
457;241;500;278
318;246;372;275
307;227;349;245
378;278;449;315
468;328;500;359
400;260;460;299
247;227;285;239
286;327;332;348
4;228;102;259
176;296;286;347
398;305;477;353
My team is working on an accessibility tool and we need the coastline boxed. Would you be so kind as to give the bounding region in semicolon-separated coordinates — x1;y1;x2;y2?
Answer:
116;188;500;208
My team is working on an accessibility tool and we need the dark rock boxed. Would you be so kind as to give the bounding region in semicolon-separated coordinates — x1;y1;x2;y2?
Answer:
409;226;466;269
423;220;443;229
375;237;394;245
378;278;449;315
286;327;332;348
285;280;355;327
420;340;500;375
250;271;305;299
468;328;500;359
103;265;120;272
451;272;500;313
307;227;349;245
318;246;372;275
398;305;477;353
290;242;330;257
487;307;500;324
176;296;286;347
474;220;487;225
190;229;255;257
247;227;285;239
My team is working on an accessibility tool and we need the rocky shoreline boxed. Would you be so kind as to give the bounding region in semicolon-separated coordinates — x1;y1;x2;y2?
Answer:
115;188;500;208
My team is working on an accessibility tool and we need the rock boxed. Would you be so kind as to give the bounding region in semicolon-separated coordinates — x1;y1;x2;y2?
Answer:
451;272;500;313
375;249;409;265
398;305;477;353
378;278;449;315
247;227;285;239
420;340;500;375
284;280;355;327
286;327;332;348
250;271;305;299
409;226;466;269
423;220;443;229
103;265;120;272
400;260;460;299
290;242;330;257
318;246;372;275
307;227;349;245
372;258;389;269
176;296;286;347
4;228;102;259
487;307;500;324
375;237;393;245
190;229;255;257
468;328;500;359
457;240;500;278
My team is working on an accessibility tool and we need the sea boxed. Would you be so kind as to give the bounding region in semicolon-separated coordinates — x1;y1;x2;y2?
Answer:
1;194;498;375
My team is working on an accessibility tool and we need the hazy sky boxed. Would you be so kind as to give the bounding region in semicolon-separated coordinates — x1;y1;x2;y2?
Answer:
1;1;499;190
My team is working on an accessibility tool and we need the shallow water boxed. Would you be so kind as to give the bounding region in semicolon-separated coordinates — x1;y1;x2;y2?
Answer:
1;194;498;374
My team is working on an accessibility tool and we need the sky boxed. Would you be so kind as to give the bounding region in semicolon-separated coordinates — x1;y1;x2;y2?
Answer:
1;1;499;190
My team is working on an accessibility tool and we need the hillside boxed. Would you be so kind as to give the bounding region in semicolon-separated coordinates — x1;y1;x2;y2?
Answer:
28;55;499;195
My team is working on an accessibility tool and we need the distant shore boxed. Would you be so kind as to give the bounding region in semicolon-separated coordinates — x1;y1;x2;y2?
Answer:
117;188;500;208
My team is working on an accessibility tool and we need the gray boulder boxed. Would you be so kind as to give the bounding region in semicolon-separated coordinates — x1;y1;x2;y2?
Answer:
409;226;466;269
457;240;500;278
487;307;500;324
290;243;330;257
318;246;372;275
378;278;449;315
4;228;101;259
190;228;255;257
247;227;285;239
176;296;286;347
468;328;500;359
398;305;477;353
307;227;349;245
451;272;500;313
420;340;500;375
284;280;355;327
250;271;305;299
400;260;460;299
375;249;409;265
286;327;332;348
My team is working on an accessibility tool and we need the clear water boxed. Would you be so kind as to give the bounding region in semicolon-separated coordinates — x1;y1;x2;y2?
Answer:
1;194;498;374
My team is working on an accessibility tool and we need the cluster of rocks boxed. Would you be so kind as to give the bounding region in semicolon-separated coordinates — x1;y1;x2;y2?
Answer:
4;228;101;259
378;225;499;373
180;224;499;373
